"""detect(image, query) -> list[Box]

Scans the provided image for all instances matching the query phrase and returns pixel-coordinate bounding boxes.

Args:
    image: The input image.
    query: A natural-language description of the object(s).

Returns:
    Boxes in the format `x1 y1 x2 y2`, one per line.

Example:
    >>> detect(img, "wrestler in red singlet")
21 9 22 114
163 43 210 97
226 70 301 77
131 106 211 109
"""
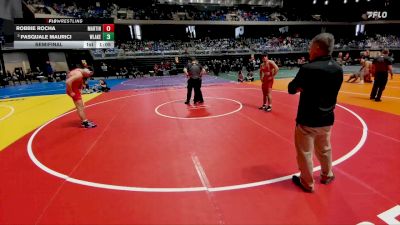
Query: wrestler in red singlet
67 68 84 101
66 68 97 128
259 55 279 112
260 61 274 91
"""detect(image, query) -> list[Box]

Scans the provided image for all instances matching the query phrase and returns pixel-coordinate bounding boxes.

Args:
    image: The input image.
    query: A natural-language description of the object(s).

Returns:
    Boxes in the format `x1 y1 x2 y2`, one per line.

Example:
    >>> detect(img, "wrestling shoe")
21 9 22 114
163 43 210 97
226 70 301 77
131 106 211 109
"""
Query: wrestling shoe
81 120 97 128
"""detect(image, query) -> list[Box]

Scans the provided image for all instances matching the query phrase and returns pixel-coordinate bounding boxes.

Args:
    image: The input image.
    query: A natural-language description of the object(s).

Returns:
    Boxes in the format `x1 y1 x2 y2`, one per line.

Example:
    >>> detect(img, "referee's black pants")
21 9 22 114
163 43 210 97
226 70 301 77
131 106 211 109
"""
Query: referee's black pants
186 78 203 103
370 73 388 101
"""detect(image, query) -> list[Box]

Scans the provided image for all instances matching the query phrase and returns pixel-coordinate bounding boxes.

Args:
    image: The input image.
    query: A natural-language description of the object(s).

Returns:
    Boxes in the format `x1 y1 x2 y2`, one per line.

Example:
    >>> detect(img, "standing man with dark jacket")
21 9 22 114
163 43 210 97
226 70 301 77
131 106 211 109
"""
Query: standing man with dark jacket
370 49 394 102
184 57 205 105
288 33 343 193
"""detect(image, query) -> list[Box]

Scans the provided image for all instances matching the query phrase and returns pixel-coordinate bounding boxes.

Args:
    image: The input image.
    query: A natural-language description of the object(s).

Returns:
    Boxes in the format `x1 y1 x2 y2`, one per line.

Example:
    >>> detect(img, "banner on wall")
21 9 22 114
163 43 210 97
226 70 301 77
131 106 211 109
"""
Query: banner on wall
48 52 69 72
3 52 31 73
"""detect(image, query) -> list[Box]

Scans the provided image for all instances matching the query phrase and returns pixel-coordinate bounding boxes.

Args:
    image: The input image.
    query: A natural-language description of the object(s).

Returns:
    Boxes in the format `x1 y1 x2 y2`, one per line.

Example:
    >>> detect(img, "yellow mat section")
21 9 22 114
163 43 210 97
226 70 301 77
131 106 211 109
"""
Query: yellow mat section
0 93 100 151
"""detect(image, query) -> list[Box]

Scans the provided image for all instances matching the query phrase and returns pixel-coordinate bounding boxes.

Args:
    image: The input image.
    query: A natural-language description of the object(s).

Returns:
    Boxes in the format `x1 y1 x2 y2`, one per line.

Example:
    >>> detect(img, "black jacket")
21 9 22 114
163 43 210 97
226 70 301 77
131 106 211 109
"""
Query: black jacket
288 56 343 127
373 55 392 78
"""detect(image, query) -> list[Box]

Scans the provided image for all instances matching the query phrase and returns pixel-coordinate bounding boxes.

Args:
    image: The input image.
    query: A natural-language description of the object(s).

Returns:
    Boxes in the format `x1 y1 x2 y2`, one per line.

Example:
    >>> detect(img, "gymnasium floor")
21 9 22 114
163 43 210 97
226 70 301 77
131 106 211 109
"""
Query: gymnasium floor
0 68 399 225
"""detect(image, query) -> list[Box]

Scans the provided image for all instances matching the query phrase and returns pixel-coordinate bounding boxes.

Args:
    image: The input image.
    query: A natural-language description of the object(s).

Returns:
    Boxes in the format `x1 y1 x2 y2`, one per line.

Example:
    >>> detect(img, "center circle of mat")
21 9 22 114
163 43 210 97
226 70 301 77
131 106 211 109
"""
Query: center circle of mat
155 97 243 120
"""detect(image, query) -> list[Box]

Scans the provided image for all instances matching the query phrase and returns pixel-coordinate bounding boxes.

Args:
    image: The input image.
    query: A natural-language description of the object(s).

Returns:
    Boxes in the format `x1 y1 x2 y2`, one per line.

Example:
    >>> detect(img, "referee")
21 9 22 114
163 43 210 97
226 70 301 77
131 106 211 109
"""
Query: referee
370 49 394 102
184 57 205 104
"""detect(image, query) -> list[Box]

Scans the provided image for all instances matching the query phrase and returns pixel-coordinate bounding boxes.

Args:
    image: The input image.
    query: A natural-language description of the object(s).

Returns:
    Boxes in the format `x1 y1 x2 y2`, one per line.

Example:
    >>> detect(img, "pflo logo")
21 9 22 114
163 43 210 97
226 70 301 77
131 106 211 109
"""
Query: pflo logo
366 11 388 19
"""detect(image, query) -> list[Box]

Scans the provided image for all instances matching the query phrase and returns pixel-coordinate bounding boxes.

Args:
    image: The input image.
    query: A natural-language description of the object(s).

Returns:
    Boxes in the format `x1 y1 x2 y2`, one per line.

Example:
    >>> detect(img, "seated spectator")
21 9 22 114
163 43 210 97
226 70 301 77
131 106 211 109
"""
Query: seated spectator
12 69 22 85
0 71 9 88
34 66 45 82
130 66 142 78
344 53 352 65
5 70 12 85
336 52 344 67
16 67 26 80
25 69 34 84
297 57 306 66
93 79 110 92
82 78 92 94
244 71 254 82
238 70 244 82
120 67 129 78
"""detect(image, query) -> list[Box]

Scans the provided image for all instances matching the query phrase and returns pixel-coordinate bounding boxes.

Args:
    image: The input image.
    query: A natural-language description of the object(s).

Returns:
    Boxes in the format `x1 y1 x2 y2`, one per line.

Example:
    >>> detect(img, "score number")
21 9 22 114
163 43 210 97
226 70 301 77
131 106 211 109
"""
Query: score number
102 24 115 41
102 24 114 32
103 32 114 41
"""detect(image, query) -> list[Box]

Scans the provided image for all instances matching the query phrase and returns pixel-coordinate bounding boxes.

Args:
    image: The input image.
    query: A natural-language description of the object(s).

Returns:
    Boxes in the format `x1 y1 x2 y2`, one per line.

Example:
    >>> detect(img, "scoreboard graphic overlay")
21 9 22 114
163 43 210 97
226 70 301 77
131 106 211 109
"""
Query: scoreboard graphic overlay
13 18 114 49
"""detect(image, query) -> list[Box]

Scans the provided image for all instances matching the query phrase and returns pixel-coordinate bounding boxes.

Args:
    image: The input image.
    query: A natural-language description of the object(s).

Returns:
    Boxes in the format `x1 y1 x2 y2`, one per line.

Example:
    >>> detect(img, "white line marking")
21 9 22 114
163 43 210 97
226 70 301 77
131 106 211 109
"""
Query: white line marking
377 205 400 224
340 90 400 100
191 153 226 225
207 104 368 192
191 154 211 190
5 89 66 97
155 97 243 120
238 113 293 145
213 86 400 101
0 105 15 121
337 167 396 204
27 115 206 192
121 82 186 88
27 88 367 193
386 86 400 89
331 104 368 167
